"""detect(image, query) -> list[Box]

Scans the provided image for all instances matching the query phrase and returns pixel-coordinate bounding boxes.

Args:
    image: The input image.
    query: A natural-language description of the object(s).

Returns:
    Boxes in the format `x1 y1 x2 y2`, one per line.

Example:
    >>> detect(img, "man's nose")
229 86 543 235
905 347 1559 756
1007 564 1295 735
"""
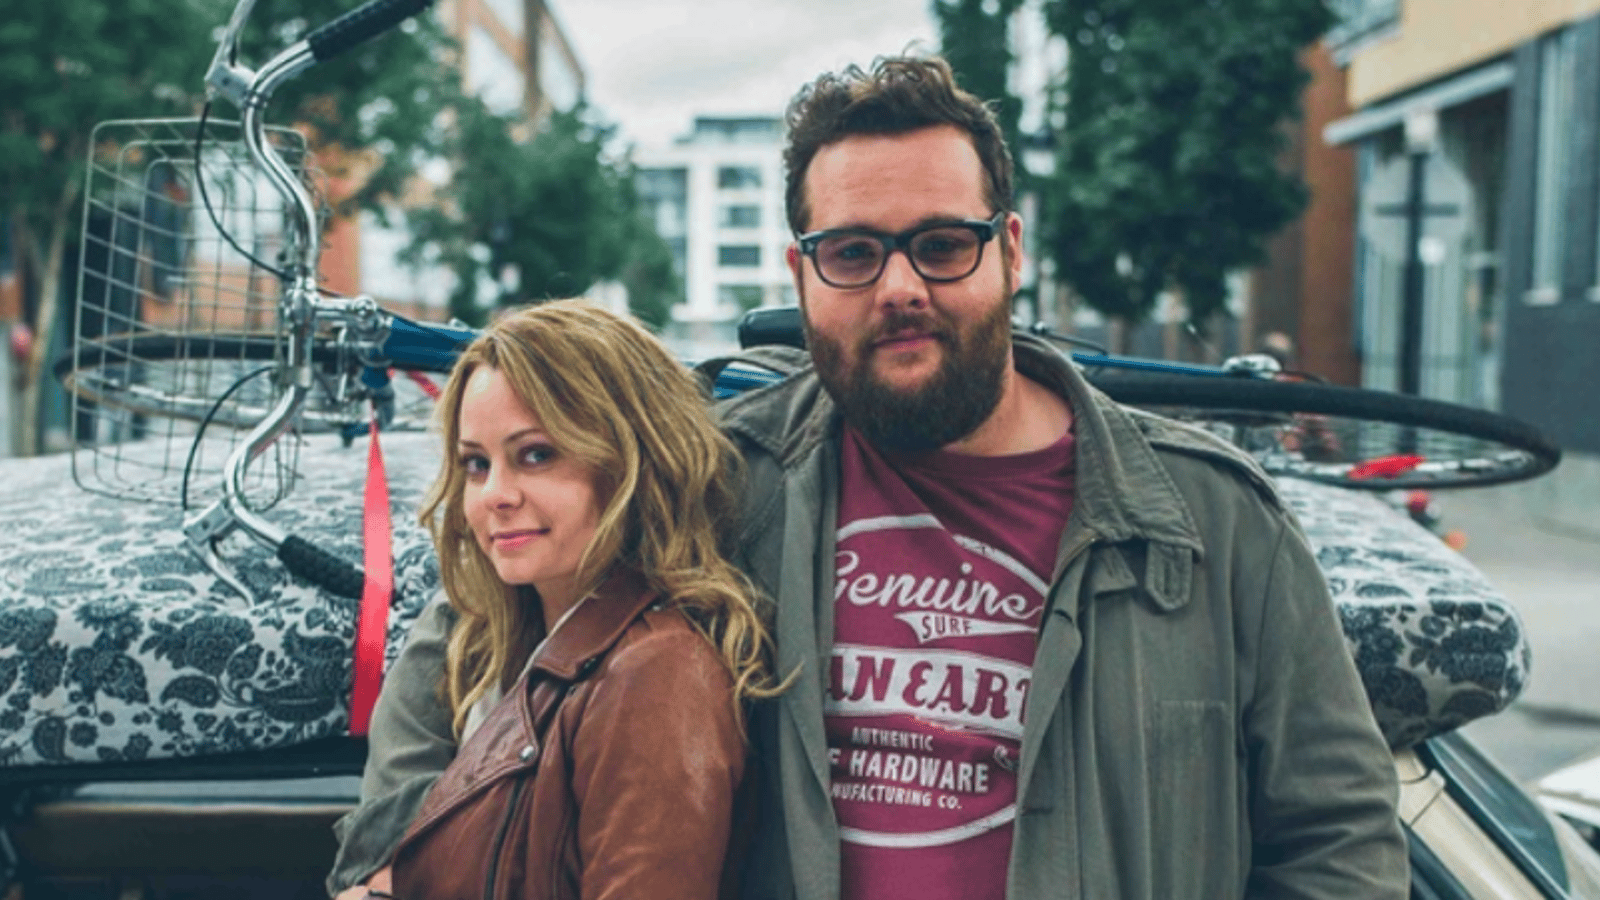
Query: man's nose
875 248 928 309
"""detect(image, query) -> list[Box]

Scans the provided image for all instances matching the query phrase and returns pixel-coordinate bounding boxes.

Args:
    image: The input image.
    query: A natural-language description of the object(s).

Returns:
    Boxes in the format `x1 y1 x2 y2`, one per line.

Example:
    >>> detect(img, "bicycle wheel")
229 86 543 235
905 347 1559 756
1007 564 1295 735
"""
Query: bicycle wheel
1084 369 1561 489
58 332 290 428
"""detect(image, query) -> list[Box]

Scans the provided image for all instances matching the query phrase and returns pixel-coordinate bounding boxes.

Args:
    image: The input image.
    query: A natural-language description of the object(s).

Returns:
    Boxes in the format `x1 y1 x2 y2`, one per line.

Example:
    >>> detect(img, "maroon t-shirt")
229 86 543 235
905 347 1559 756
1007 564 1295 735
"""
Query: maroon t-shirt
826 425 1076 900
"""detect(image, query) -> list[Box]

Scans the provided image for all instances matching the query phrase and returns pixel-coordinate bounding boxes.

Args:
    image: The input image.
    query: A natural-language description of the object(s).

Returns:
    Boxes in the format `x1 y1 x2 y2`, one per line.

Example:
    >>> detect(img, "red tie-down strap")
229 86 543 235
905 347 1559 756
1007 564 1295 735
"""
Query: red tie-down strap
403 369 442 400
350 409 393 735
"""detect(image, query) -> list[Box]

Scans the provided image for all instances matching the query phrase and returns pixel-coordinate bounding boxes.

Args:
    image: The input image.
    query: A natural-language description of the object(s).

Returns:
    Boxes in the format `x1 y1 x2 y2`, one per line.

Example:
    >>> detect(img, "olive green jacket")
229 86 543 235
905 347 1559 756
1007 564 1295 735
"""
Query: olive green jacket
718 335 1405 899
330 334 1408 899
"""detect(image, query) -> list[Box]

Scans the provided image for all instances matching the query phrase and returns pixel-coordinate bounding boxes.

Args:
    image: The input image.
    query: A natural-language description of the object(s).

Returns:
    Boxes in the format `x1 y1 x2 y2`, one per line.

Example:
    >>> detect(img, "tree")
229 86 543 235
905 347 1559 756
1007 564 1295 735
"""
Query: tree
933 0 1027 173
1038 0 1334 343
405 102 682 328
1 1 214 454
0 0 459 453
617 214 681 331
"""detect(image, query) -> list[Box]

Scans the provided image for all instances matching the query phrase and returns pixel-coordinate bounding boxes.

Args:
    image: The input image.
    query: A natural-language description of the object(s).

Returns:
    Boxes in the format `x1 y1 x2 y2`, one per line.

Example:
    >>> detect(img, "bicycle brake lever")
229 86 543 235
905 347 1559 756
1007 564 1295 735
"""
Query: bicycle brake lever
183 500 256 602
195 539 257 604
205 0 262 107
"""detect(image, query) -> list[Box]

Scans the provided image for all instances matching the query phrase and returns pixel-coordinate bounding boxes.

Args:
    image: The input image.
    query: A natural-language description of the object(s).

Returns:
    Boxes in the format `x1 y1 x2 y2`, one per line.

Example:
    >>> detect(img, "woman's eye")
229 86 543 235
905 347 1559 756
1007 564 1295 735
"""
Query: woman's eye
459 454 488 478
519 444 555 466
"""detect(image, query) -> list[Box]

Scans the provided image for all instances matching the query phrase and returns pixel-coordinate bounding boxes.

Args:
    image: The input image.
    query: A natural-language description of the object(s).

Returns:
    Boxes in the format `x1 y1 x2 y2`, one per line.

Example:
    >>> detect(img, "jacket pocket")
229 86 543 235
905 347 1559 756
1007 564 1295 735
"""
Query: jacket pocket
1147 699 1234 897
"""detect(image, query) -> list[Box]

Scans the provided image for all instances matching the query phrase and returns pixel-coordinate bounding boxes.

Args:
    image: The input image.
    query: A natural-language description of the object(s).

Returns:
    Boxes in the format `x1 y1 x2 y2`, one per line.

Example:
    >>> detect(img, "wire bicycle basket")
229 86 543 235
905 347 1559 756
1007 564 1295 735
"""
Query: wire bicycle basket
64 117 319 510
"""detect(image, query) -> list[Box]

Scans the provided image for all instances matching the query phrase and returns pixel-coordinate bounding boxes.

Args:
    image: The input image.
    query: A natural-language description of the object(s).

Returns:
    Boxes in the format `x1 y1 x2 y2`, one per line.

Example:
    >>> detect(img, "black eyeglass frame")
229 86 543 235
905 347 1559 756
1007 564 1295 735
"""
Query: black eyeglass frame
794 211 1008 289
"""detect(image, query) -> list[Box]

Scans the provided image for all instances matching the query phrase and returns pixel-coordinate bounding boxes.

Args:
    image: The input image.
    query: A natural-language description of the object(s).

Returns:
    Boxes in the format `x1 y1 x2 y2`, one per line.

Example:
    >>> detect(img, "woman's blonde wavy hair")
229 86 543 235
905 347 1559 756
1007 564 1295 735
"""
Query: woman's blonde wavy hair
419 299 782 738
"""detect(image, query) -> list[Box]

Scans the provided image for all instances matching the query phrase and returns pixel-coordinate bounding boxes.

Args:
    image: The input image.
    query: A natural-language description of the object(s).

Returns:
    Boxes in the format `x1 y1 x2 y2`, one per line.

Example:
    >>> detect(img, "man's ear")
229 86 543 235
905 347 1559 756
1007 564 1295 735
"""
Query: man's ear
786 242 802 281
1005 212 1024 285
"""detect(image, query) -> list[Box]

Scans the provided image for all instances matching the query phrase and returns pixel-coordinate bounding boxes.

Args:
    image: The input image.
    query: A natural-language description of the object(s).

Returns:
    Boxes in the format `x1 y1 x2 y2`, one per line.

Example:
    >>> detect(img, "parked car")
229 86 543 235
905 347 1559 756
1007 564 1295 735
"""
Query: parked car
0 415 1592 897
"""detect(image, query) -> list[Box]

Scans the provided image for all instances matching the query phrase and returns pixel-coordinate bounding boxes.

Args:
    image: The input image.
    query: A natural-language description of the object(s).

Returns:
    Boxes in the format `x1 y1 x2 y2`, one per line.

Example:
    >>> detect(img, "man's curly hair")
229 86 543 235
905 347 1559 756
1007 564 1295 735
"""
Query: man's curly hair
783 55 1014 233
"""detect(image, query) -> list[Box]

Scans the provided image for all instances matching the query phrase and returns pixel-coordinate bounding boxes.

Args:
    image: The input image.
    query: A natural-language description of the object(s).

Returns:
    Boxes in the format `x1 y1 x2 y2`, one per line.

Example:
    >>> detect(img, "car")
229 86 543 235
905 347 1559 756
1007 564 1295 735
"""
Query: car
0 398 1593 898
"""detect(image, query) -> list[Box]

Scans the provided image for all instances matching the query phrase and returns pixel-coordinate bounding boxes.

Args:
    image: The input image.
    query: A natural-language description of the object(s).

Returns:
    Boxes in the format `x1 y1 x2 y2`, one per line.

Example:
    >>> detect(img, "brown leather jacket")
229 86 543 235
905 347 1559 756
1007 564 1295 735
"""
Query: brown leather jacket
390 584 747 900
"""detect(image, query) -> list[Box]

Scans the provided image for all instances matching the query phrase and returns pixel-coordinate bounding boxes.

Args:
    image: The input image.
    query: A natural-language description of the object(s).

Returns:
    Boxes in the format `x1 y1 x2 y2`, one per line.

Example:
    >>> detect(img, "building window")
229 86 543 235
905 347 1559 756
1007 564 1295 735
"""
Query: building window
694 118 783 144
719 284 764 311
1530 28 1575 303
667 238 687 280
637 168 689 244
719 245 761 267
721 204 760 228
718 166 762 190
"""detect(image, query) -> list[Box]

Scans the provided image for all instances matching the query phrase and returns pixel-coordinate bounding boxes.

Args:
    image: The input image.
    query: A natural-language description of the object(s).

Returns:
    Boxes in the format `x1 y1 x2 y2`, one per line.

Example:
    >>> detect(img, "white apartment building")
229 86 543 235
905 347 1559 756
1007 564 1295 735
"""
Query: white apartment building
635 117 796 335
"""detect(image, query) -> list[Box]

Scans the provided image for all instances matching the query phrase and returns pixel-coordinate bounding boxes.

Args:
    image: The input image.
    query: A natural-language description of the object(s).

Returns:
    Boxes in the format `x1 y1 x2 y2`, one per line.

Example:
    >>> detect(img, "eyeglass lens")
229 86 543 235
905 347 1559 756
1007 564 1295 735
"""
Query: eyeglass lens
814 225 985 287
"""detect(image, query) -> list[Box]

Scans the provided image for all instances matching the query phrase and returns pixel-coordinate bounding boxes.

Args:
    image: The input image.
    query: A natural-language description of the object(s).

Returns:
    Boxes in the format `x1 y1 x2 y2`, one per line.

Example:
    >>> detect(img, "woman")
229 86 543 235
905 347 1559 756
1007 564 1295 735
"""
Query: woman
334 299 780 899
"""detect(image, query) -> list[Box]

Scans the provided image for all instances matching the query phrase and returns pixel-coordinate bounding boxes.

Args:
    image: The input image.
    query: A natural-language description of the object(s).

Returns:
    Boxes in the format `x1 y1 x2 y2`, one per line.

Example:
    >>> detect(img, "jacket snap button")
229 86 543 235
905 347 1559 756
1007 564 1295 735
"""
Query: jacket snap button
519 744 536 762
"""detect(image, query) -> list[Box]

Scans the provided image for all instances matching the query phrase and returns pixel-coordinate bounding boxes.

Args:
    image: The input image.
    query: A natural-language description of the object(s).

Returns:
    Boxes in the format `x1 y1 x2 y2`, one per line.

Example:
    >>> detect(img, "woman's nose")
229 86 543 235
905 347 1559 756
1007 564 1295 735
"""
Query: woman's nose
480 465 520 509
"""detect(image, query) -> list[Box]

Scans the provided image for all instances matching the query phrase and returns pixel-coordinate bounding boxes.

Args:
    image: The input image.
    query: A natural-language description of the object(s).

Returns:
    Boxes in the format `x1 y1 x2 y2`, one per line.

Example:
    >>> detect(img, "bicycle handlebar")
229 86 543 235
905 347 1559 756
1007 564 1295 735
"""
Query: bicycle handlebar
185 0 439 601
279 535 365 600
307 0 436 63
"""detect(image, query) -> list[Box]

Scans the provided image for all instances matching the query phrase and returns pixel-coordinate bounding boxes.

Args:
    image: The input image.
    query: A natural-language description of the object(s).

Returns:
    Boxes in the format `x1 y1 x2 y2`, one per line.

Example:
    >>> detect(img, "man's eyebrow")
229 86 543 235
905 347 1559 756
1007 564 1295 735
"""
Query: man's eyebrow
811 214 977 234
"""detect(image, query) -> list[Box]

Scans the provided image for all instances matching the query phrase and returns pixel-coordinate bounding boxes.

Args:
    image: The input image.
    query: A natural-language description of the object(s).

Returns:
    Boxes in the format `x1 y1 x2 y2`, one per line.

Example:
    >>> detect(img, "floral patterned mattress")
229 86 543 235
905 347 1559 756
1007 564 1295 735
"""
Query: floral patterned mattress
0 431 1524 769
0 432 443 769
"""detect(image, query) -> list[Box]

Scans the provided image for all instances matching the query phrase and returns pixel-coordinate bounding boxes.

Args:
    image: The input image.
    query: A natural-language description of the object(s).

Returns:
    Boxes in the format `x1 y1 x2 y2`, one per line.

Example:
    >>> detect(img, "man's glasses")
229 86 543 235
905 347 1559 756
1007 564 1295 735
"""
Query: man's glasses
795 211 1006 289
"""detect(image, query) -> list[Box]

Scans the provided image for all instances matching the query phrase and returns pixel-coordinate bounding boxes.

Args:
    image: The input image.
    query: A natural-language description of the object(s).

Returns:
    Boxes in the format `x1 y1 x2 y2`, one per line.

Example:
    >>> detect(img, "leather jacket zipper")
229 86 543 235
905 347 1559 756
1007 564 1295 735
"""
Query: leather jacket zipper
483 775 529 898
549 808 572 899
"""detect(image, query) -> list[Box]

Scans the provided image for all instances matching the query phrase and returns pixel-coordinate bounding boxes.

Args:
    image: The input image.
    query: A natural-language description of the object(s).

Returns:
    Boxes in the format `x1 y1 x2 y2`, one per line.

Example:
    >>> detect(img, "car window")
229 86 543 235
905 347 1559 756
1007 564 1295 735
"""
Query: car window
1425 731 1600 897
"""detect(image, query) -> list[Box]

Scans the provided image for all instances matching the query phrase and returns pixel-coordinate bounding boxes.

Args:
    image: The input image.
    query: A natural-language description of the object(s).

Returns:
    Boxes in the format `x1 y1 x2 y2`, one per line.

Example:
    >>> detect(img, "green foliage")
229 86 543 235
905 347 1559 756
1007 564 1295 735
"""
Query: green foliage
1039 0 1335 326
933 0 1026 174
0 0 217 241
619 222 680 330
0 0 457 242
0 0 460 452
406 102 681 328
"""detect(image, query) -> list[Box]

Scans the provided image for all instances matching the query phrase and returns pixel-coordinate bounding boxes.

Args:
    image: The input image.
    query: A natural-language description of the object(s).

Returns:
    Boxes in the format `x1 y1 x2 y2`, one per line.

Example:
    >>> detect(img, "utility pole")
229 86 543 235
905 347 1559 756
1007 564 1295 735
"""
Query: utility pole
1398 109 1438 398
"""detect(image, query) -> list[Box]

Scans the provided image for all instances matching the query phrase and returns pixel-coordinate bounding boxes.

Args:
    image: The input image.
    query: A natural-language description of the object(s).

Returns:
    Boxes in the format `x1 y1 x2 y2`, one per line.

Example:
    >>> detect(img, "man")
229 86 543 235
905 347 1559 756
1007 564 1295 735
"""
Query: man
329 56 1407 899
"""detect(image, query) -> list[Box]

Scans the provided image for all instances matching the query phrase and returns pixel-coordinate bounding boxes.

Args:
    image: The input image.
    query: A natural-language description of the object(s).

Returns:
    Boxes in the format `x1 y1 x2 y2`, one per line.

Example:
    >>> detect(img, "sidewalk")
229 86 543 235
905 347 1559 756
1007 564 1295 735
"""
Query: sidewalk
1436 478 1600 781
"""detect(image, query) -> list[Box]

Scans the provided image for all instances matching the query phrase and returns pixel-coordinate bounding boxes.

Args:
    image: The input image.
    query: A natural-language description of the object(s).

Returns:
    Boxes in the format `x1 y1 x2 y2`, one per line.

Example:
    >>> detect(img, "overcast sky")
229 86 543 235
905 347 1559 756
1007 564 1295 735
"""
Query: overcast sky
550 0 940 149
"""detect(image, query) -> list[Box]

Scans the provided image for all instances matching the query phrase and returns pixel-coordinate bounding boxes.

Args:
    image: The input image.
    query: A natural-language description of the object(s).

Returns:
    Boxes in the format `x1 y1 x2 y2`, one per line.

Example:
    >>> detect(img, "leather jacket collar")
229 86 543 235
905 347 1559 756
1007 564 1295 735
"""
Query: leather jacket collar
530 568 658 681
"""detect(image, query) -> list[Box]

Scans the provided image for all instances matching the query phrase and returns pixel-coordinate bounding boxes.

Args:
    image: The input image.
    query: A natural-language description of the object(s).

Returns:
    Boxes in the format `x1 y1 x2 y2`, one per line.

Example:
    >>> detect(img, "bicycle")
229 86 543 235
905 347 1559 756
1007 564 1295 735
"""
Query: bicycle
56 0 1561 604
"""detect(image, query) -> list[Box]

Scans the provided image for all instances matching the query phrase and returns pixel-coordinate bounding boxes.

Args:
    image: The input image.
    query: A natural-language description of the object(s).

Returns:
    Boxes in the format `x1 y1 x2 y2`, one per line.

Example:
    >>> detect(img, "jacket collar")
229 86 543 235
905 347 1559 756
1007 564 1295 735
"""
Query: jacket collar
715 346 836 471
527 568 659 681
1011 335 1205 555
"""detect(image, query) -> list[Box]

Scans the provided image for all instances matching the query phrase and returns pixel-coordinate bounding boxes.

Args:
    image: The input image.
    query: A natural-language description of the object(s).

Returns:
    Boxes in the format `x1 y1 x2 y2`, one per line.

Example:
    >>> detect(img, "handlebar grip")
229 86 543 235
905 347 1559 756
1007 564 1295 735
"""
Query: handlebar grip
306 0 435 63
279 535 366 599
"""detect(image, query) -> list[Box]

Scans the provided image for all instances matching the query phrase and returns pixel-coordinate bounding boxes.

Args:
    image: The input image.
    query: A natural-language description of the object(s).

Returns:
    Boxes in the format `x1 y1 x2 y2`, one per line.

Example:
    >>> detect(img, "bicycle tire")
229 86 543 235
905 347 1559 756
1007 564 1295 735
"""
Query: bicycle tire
1084 369 1561 489
56 331 437 432
59 332 295 426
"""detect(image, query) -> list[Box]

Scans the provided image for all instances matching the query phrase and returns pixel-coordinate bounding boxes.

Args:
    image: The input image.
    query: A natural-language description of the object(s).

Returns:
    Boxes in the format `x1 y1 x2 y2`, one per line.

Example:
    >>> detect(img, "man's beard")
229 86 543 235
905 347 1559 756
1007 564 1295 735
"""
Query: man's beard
804 290 1012 452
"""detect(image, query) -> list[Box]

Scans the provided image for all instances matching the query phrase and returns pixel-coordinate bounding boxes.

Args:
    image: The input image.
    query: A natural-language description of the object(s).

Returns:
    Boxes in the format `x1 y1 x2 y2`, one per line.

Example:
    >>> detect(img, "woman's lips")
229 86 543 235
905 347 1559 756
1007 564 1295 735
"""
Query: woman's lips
492 529 545 550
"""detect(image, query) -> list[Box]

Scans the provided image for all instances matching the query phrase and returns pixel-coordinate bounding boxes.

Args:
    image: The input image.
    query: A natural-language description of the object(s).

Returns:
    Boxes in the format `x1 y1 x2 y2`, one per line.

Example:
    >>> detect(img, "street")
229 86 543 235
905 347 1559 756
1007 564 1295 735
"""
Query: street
1441 482 1600 784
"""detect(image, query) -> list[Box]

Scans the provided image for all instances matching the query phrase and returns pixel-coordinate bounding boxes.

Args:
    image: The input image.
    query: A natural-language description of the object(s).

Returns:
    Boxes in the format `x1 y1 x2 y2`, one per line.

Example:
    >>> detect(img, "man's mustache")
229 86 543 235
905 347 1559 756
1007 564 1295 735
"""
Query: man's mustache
867 311 950 347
